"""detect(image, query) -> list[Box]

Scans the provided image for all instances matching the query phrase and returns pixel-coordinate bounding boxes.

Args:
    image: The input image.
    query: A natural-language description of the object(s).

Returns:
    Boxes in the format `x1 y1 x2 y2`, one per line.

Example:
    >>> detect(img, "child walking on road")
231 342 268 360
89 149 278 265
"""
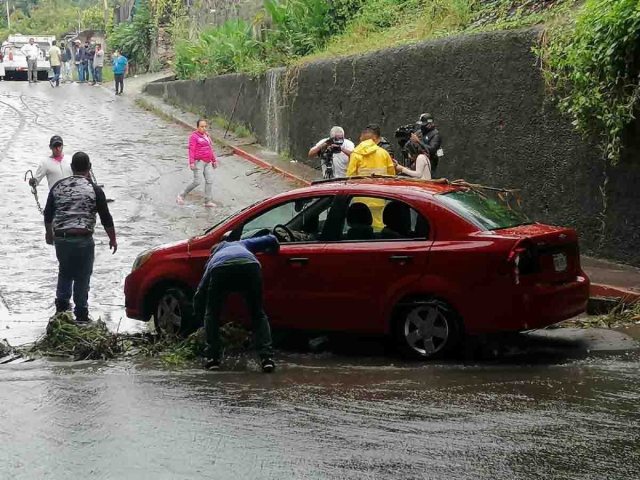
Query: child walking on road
177 119 218 207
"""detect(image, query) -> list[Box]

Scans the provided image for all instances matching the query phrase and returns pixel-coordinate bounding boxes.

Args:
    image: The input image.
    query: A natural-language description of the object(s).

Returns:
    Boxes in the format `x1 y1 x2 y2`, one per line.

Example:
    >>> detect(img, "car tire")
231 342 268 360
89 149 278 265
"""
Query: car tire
394 298 462 360
153 287 195 337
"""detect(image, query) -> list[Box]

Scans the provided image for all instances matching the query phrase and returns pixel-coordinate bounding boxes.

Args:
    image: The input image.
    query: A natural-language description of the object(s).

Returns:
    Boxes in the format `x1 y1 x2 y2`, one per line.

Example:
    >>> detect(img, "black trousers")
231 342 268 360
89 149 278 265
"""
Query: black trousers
203 263 274 360
114 73 124 93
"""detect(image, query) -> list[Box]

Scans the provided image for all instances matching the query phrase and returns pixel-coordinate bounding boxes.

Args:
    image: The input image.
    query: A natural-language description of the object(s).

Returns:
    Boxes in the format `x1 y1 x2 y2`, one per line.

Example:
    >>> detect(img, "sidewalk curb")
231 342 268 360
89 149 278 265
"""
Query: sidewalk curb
591 284 640 304
135 94 311 186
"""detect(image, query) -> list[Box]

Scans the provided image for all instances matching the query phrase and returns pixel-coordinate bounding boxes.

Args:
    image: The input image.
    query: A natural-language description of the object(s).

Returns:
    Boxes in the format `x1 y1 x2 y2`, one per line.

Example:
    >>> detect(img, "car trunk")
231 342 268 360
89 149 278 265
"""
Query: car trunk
496 224 582 285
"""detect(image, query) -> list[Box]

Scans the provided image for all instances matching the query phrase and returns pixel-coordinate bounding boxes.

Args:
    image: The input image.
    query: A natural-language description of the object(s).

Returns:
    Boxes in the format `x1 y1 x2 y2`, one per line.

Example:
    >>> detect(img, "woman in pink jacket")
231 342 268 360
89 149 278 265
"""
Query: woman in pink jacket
177 119 218 207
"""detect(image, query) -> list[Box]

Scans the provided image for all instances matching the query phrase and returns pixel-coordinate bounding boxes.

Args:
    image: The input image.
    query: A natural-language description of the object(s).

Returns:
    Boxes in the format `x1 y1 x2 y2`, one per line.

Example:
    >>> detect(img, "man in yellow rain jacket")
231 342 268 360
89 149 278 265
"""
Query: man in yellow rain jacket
347 125 396 229
347 125 396 177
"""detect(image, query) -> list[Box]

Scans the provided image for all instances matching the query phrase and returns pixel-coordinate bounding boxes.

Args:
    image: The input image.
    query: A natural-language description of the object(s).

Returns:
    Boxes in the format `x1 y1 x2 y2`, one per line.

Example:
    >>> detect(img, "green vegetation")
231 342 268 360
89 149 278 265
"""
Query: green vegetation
24 312 252 367
212 116 252 138
174 0 577 79
108 0 185 72
108 1 156 72
537 0 640 164
0 0 105 41
30 312 122 360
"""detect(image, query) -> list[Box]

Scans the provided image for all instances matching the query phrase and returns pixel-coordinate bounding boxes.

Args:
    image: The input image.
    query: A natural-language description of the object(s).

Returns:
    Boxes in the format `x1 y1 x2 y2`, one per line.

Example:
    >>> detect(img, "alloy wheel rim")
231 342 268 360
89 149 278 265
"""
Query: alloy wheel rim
403 304 449 356
156 294 182 335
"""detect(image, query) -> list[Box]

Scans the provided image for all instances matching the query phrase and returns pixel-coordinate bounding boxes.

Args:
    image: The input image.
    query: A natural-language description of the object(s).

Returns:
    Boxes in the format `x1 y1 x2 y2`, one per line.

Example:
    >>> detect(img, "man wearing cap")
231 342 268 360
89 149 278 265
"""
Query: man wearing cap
29 136 73 190
20 38 40 83
43 152 117 323
411 113 444 176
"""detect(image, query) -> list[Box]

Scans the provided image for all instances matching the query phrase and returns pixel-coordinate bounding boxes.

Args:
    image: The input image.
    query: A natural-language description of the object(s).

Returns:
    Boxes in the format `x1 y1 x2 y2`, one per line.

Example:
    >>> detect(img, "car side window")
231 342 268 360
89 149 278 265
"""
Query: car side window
340 196 430 241
240 196 334 242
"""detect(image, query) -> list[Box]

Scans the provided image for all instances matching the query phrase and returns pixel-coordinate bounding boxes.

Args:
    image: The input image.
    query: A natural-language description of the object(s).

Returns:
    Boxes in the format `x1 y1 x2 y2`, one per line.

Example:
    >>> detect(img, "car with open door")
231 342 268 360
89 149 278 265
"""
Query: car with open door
124 178 590 359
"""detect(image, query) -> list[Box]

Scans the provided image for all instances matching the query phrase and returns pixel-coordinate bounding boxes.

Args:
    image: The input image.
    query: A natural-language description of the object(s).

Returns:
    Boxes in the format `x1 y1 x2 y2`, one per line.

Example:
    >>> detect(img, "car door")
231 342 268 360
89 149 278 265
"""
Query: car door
234 195 340 330
315 195 434 334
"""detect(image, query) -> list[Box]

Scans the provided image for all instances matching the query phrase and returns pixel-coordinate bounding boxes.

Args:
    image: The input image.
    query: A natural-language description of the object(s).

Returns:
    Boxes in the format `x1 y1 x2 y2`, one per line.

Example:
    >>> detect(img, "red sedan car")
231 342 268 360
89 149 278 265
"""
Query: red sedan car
124 178 589 358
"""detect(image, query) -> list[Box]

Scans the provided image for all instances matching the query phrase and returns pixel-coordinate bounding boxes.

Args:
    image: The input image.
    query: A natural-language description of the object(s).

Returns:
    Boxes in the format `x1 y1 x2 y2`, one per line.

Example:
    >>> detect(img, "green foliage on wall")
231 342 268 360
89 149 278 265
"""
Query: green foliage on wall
537 0 640 164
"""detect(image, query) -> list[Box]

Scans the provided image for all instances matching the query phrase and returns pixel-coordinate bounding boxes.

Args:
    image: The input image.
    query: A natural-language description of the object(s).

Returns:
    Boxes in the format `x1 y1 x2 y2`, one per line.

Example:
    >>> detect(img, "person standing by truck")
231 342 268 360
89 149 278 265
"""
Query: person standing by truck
21 38 40 83
48 40 62 87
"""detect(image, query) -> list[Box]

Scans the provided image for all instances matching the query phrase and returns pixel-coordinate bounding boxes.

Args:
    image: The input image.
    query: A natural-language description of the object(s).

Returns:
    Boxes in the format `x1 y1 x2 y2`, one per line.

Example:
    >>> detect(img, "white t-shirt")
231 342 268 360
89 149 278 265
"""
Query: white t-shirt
34 155 73 189
314 138 355 178
401 154 431 180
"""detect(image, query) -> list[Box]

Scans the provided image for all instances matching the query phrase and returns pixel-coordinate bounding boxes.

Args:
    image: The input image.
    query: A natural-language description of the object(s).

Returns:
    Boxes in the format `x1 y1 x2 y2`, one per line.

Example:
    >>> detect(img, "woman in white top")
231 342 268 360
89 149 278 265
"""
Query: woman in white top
395 141 431 180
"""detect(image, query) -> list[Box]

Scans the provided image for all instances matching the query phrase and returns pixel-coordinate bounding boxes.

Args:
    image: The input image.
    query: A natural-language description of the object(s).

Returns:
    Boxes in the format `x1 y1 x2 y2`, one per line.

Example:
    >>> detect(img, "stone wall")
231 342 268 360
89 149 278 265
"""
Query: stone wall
145 28 640 266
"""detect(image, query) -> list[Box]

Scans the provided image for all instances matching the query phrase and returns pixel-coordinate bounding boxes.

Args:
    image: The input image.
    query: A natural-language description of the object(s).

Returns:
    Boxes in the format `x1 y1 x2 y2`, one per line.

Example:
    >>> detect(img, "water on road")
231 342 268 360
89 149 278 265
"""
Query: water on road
0 81 296 345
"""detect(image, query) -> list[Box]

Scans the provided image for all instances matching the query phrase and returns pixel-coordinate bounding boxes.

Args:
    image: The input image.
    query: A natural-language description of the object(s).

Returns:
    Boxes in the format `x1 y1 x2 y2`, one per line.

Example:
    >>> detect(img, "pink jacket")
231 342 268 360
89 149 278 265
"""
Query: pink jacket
189 131 217 165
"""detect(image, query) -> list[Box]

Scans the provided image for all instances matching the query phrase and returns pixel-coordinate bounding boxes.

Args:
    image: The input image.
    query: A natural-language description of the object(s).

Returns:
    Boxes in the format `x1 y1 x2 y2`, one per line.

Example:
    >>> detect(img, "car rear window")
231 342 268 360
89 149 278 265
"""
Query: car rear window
437 189 531 231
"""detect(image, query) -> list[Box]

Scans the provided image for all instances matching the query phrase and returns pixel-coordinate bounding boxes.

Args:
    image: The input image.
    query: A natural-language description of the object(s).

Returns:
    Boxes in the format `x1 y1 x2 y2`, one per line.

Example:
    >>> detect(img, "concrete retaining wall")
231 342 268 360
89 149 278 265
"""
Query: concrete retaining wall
145 28 640 266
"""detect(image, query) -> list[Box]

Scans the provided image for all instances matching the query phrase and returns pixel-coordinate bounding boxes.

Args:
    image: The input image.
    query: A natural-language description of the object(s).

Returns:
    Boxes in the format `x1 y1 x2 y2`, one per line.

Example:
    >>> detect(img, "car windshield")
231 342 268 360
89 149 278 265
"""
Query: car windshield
437 189 531 231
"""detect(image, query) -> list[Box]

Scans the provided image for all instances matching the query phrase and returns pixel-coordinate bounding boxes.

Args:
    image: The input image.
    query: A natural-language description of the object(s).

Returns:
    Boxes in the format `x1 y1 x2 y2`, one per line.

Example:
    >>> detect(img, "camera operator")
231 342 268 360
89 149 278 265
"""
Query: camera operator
308 126 355 179
410 113 443 176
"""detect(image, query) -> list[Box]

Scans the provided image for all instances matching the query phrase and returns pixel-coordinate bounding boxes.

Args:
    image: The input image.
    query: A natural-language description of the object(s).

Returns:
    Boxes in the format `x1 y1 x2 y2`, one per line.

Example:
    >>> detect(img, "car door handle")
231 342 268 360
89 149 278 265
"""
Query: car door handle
389 255 413 264
287 257 309 265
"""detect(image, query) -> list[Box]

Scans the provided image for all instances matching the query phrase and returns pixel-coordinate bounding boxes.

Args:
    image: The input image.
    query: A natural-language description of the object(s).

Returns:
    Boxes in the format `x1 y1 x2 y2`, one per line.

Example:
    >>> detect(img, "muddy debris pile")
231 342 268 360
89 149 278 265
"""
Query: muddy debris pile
563 302 640 329
24 313 252 365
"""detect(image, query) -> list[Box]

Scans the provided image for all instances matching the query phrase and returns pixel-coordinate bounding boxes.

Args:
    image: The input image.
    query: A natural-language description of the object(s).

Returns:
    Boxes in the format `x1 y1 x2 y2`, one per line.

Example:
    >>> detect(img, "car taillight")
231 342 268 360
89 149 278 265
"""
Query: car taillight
507 241 537 284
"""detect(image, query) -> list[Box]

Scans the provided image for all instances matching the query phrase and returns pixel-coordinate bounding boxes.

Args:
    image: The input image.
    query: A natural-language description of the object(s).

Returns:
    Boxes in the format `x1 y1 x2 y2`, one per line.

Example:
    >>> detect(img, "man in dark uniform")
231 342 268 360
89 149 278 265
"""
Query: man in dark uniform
44 152 117 323
194 234 279 373
411 113 444 176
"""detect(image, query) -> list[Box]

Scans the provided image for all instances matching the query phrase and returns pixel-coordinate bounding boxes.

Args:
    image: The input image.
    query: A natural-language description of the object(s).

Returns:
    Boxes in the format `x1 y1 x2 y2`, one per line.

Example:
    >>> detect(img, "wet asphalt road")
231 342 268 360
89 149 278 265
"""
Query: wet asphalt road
1 81 640 479
0 80 297 345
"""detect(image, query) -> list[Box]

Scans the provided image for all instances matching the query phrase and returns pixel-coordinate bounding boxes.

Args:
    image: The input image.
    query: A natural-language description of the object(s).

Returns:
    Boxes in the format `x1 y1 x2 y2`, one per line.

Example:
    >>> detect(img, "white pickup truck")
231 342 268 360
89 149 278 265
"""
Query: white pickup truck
1 34 55 80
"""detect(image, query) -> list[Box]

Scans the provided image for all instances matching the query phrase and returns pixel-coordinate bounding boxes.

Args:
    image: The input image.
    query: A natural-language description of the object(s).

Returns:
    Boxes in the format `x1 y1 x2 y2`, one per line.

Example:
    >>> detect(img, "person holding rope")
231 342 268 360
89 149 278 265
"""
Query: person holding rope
28 136 72 190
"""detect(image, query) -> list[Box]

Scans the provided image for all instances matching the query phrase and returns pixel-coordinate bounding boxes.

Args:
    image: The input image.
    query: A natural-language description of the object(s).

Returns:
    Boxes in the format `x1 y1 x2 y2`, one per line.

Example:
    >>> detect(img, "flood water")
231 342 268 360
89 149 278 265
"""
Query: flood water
0 81 296 346
1 82 639 480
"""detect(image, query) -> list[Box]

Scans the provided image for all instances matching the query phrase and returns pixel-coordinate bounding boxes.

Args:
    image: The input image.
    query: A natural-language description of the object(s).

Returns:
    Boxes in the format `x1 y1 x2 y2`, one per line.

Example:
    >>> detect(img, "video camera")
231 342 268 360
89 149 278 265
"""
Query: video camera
319 136 344 179
394 123 422 167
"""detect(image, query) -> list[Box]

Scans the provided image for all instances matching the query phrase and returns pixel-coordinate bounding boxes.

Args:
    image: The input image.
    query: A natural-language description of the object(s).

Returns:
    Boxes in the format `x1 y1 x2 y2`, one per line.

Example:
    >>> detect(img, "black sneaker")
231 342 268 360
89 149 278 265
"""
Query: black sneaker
261 358 275 373
204 358 220 371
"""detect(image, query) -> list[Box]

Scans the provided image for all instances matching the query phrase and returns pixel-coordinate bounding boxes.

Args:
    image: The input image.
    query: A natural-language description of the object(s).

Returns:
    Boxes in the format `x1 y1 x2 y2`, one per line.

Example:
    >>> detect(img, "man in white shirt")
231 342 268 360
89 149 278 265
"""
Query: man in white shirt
20 38 40 83
29 136 73 189
308 126 355 179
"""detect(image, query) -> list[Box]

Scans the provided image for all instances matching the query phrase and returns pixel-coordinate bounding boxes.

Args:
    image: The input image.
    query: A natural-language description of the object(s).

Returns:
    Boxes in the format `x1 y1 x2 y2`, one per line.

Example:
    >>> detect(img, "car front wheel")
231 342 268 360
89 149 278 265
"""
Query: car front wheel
154 287 194 336
395 299 461 359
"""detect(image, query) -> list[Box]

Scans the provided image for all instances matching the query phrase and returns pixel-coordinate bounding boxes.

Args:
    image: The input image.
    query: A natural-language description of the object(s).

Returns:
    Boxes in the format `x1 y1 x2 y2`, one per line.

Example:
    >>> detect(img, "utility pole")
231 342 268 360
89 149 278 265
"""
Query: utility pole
6 0 10 30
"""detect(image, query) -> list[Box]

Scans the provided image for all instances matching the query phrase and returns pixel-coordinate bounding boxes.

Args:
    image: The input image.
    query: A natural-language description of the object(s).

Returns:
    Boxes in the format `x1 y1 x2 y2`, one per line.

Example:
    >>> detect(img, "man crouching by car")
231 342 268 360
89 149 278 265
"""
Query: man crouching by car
194 234 280 373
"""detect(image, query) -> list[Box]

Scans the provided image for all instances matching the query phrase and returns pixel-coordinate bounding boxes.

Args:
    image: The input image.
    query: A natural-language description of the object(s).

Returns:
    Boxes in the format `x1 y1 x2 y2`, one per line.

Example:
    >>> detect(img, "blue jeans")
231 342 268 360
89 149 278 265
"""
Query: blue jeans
54 236 95 319
88 60 94 82
76 63 85 82
51 65 60 86
94 66 103 83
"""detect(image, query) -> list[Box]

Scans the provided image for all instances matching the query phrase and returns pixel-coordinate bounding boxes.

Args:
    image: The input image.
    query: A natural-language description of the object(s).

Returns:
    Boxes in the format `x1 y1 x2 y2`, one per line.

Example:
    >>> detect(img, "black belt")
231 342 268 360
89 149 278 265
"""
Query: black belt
54 230 92 238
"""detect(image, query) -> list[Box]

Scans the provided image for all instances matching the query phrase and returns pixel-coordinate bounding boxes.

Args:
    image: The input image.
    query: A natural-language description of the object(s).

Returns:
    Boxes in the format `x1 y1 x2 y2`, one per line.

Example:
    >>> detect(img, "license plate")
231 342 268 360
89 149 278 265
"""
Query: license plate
553 253 567 272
